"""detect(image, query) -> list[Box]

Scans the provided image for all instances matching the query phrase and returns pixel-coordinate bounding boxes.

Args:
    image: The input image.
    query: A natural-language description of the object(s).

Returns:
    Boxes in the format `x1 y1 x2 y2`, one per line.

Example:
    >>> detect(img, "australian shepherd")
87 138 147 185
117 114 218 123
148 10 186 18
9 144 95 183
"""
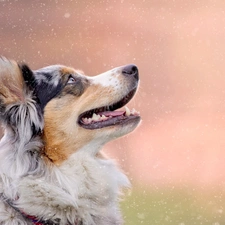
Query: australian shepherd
0 57 140 225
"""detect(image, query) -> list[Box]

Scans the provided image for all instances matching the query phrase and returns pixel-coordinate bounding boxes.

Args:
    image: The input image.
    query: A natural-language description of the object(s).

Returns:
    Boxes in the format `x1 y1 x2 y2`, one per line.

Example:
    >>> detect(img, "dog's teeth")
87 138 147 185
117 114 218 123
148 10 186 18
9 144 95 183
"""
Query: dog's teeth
101 115 108 121
125 106 131 116
82 118 89 124
87 118 93 123
131 108 139 116
131 108 135 115
92 113 101 121
92 113 97 120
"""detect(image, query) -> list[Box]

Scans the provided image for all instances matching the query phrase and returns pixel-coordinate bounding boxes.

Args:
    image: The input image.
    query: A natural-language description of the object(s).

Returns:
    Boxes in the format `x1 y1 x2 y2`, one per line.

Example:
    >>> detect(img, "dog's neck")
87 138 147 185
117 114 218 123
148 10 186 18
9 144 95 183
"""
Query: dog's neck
42 128 107 165
0 128 130 224
11 149 130 225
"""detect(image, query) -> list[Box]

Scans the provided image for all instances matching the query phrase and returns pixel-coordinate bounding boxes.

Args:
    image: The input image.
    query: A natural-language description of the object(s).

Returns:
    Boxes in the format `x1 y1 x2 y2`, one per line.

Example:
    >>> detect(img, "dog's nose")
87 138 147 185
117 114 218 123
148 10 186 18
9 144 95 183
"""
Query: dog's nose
122 64 139 80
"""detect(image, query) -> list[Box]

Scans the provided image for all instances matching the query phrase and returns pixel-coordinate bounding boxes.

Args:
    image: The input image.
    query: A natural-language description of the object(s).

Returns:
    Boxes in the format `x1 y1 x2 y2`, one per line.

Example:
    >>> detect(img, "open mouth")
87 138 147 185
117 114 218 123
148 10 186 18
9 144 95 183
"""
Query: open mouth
78 88 140 129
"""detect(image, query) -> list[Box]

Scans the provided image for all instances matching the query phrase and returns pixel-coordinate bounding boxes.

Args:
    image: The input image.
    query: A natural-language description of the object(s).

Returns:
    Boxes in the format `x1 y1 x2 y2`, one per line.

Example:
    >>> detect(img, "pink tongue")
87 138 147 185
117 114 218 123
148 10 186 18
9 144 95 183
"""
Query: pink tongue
98 111 124 117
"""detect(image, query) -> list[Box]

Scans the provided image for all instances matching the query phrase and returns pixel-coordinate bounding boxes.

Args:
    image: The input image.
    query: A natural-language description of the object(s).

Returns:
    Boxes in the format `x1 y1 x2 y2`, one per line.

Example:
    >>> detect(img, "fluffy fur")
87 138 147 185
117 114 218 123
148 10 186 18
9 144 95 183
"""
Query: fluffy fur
0 57 140 225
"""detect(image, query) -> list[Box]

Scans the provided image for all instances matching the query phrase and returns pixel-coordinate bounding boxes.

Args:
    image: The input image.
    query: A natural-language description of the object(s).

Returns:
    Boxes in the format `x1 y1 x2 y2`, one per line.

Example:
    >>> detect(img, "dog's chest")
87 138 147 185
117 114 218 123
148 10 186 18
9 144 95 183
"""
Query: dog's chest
61 154 125 204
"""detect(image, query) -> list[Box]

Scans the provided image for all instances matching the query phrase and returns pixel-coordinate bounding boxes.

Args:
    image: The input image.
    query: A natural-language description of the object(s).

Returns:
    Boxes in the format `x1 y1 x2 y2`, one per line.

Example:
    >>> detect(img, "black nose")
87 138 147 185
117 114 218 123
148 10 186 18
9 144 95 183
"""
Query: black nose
122 64 139 80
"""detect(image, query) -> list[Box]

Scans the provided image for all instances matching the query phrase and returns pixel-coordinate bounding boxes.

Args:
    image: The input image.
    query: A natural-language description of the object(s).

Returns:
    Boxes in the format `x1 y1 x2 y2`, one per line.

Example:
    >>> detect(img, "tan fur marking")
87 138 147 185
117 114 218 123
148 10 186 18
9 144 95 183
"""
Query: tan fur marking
43 96 94 164
60 67 76 76
43 82 116 165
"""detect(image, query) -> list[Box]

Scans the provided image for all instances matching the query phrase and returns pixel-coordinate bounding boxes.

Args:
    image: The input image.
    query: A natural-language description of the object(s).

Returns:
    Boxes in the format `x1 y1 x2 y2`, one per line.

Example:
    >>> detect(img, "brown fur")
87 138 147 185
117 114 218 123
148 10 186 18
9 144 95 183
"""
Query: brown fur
60 67 76 76
43 82 117 164
0 59 24 104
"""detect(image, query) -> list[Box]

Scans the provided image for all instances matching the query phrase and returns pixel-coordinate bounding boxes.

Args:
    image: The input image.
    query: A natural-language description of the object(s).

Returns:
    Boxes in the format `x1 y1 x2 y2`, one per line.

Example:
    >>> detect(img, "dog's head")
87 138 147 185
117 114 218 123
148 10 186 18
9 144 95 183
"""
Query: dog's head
0 58 141 165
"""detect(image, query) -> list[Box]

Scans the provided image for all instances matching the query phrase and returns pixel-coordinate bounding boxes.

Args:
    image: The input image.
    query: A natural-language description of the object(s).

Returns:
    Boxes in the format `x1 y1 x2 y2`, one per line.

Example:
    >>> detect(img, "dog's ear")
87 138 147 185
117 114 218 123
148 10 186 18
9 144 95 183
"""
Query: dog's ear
0 57 43 134
0 57 25 108
19 63 37 92
0 58 38 107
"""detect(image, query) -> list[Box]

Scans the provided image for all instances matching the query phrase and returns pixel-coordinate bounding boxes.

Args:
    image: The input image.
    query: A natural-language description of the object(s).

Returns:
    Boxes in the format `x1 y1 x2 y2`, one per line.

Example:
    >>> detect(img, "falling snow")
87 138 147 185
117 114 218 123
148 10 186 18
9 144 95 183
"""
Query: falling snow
1 0 225 224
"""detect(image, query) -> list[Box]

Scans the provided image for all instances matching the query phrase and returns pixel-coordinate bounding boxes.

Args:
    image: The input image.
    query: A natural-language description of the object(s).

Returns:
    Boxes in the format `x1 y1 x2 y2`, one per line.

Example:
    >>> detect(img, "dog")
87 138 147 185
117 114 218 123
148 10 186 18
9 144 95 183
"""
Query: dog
0 57 141 225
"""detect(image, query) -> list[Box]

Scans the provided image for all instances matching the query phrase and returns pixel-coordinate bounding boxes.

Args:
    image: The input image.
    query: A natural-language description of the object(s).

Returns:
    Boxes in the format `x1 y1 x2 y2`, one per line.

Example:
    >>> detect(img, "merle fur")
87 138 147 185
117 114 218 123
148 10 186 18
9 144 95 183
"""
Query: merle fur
33 71 63 111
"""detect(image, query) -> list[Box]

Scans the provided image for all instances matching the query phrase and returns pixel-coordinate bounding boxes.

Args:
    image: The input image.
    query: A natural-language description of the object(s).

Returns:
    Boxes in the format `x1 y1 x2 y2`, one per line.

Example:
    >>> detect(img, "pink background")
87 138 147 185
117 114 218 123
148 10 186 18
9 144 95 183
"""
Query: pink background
1 0 225 189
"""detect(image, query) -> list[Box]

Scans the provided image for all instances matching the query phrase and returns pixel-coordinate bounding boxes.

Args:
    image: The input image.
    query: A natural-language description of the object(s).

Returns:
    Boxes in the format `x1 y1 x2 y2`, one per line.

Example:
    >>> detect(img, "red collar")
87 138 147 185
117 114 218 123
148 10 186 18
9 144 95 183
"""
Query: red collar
22 212 53 225
26 216 44 225
1 194 79 225
22 211 79 225
22 211 80 225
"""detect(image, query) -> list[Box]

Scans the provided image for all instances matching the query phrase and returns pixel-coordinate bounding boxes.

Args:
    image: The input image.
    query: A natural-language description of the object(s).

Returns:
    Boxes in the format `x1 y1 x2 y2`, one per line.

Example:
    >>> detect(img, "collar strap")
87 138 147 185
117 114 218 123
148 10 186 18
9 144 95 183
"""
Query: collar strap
0 193 60 225
22 212 59 225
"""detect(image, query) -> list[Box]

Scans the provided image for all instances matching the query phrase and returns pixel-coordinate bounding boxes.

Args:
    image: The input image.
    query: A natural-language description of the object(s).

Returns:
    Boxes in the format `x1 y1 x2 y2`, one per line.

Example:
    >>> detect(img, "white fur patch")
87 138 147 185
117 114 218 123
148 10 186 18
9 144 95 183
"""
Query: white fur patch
90 67 122 88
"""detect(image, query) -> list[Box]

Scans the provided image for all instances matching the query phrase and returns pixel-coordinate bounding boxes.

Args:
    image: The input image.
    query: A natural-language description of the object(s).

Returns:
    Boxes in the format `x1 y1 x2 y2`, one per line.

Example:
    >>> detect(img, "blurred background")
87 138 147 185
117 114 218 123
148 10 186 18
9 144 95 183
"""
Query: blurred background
1 0 225 224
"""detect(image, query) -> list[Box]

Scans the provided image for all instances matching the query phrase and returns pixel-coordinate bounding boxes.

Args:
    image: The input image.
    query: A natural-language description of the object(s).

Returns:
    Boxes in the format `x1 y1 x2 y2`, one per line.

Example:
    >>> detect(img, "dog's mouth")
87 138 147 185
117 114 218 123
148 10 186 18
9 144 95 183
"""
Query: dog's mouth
78 88 140 129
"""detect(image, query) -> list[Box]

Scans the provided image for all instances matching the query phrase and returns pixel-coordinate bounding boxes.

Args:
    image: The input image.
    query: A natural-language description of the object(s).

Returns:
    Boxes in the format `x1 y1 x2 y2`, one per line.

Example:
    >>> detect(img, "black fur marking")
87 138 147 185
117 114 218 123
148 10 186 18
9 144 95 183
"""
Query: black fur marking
19 63 36 91
19 65 63 111
34 81 63 110
33 69 89 111
33 71 88 110
40 72 54 82
18 64 43 135
0 99 6 117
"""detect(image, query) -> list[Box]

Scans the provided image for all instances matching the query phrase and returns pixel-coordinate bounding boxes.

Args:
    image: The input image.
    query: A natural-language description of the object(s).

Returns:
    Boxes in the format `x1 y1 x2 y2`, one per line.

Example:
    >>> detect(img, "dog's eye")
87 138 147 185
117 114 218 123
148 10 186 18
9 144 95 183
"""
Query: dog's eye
67 76 76 84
